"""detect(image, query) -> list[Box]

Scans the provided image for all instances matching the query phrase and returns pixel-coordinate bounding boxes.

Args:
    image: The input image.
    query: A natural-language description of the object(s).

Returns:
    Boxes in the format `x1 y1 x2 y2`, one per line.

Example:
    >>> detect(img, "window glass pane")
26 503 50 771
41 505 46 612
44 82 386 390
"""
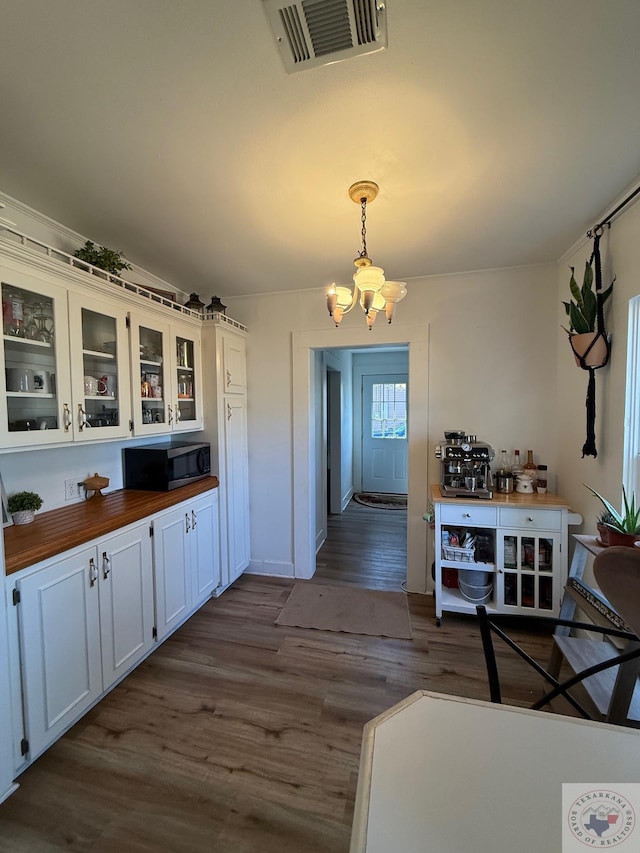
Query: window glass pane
370 382 407 439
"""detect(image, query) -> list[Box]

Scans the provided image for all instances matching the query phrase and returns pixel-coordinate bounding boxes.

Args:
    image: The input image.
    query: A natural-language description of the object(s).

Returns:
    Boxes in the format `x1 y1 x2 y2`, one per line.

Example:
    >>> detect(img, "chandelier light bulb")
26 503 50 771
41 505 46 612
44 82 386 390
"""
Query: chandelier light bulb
326 285 338 316
332 306 345 326
380 281 408 324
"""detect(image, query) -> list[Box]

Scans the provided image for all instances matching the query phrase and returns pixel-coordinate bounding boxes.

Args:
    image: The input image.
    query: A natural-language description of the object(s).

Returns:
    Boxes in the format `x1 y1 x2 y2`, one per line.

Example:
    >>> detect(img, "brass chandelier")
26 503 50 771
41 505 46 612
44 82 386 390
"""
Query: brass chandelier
326 181 407 329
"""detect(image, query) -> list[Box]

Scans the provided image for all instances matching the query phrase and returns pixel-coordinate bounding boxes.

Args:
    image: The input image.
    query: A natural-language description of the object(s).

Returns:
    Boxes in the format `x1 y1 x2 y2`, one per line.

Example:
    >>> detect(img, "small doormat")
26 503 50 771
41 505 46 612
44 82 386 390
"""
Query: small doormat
275 583 412 639
354 492 408 510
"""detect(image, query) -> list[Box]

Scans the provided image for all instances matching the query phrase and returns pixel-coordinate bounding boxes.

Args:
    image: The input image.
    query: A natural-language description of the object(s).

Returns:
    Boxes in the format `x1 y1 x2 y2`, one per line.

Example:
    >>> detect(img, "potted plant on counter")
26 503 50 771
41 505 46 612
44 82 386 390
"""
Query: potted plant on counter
562 260 613 368
586 484 640 547
7 490 43 525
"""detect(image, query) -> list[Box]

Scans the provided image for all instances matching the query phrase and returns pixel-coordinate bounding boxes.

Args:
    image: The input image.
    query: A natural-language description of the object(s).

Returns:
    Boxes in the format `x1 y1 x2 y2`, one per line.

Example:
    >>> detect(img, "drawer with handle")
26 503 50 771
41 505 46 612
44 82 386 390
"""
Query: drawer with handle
498 508 562 531
440 505 497 527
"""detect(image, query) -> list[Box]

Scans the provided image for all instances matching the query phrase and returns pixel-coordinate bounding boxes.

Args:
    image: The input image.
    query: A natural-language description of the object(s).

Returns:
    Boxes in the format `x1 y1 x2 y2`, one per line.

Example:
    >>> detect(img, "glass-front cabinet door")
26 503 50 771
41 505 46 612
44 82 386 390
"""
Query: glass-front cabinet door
67 293 131 441
174 331 201 430
496 531 561 615
1 274 72 448
129 315 202 435
131 318 170 435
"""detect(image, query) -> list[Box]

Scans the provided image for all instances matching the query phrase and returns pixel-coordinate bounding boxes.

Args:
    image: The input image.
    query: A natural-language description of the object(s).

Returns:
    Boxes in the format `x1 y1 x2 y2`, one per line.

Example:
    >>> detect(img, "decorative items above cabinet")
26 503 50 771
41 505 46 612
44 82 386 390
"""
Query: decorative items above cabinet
0 233 243 450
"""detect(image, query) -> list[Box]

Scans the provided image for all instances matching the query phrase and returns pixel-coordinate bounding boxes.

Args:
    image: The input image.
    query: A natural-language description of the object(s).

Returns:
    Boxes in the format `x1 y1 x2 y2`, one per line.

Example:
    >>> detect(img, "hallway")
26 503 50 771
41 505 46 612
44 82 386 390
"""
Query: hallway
314 499 407 591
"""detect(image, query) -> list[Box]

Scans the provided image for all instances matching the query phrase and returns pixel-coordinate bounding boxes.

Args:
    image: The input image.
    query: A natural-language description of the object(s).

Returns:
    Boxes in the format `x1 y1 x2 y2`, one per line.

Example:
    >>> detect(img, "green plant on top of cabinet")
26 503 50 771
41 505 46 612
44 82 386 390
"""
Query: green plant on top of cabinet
129 312 202 435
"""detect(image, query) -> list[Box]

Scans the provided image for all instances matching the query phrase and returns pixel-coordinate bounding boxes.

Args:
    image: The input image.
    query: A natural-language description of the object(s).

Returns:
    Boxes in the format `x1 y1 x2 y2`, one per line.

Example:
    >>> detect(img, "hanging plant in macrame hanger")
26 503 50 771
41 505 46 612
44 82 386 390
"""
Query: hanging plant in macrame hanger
562 225 614 458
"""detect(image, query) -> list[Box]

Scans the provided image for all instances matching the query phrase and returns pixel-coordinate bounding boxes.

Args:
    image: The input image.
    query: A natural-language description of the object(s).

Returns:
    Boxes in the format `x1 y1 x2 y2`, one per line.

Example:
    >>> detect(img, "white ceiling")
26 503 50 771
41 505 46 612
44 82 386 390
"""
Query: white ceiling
1 1 639 299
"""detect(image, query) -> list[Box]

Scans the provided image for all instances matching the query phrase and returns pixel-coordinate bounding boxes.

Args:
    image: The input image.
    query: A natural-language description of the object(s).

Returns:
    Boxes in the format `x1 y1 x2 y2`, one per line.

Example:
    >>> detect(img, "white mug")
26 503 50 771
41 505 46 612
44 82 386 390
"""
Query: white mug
33 370 51 393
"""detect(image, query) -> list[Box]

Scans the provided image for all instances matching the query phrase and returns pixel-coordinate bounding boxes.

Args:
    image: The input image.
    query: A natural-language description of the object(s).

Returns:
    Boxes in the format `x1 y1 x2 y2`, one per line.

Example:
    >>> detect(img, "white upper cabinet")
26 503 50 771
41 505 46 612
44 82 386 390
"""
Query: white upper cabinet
67 291 132 441
129 313 202 435
1 270 132 446
222 333 246 395
1 271 71 448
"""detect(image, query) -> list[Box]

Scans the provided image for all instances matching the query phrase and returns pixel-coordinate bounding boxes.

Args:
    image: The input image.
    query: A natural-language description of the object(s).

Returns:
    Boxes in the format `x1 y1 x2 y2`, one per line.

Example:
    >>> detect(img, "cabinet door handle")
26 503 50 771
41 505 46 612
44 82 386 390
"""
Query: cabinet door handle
191 509 197 529
78 404 90 431
167 404 173 425
102 551 111 579
227 402 232 421
527 516 533 523
89 557 98 587
185 512 190 533
63 403 72 432
226 369 232 388
463 513 471 518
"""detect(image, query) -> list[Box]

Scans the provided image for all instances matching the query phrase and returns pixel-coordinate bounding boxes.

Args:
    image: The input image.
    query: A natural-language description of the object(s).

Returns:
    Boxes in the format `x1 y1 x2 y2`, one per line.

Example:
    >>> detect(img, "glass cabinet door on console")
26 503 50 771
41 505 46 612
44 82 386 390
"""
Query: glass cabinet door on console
67 293 131 441
496 531 561 615
1 275 71 448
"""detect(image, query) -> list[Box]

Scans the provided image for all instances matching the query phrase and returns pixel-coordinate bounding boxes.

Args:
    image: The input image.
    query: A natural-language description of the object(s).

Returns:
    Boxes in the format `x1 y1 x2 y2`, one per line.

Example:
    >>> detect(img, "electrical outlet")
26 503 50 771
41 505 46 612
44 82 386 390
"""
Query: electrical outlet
64 478 81 501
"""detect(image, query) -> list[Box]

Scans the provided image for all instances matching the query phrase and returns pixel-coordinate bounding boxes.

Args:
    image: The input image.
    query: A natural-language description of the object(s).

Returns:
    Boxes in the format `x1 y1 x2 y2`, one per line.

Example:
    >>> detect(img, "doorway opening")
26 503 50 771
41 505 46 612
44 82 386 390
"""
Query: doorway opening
318 353 409 591
291 324 429 594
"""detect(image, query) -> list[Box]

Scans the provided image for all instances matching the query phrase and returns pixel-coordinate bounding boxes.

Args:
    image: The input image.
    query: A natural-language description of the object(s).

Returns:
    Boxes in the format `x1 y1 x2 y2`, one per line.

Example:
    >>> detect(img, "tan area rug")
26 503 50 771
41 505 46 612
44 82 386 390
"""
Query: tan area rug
353 492 408 510
275 583 413 639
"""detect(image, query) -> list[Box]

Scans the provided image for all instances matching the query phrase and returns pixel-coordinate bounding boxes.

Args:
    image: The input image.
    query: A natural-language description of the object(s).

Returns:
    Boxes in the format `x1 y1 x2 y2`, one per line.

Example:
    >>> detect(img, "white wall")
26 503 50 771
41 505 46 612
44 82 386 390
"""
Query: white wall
225 262 558 590
555 198 640 537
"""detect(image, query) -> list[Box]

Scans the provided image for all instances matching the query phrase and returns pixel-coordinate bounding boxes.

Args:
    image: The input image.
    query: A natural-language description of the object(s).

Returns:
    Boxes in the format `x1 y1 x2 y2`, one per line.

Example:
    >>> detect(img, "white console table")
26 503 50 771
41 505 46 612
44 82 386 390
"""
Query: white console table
351 690 640 853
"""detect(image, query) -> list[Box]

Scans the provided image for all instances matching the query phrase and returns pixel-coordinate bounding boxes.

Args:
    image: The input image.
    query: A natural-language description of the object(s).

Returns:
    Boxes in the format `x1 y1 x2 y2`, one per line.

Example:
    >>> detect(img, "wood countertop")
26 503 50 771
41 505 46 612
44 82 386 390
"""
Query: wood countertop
3 476 219 576
430 483 574 510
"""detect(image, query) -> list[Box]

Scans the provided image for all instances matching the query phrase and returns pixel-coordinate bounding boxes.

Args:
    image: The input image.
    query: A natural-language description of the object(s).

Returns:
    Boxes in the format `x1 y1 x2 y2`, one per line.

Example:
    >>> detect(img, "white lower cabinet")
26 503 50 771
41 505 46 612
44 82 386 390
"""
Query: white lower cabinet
153 490 220 642
432 491 580 626
97 524 155 688
15 521 153 761
8 488 219 772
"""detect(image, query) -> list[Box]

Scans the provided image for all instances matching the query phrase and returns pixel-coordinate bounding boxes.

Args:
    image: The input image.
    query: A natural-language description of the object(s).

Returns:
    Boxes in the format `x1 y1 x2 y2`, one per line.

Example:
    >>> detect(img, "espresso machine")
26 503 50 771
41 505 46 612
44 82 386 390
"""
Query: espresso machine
435 430 495 499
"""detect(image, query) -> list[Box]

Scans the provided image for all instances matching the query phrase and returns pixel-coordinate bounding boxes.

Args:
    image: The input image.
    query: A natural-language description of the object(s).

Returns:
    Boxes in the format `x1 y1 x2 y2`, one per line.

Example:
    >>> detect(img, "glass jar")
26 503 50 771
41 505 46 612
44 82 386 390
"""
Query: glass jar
536 465 548 494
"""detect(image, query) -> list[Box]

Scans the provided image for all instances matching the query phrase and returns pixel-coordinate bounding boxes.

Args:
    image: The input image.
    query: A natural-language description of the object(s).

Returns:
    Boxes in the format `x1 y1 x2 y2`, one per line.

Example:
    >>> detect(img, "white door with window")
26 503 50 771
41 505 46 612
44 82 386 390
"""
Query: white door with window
362 374 408 493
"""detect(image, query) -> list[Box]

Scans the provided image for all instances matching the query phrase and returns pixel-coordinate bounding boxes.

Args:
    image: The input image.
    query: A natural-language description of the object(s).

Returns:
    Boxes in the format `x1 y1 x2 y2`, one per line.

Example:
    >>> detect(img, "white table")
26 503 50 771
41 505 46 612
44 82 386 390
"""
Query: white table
350 691 640 853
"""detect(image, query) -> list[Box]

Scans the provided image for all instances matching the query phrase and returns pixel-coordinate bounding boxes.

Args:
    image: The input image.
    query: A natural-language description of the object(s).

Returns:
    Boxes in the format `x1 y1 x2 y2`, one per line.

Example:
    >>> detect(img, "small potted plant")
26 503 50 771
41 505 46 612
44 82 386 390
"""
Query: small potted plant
7 491 43 525
585 484 640 547
73 241 132 277
562 260 613 367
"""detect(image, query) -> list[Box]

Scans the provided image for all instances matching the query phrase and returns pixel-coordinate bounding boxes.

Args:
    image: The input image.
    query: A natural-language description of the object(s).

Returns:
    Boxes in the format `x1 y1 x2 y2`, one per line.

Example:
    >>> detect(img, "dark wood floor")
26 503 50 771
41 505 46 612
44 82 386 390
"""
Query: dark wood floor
315 500 408 590
0 501 553 852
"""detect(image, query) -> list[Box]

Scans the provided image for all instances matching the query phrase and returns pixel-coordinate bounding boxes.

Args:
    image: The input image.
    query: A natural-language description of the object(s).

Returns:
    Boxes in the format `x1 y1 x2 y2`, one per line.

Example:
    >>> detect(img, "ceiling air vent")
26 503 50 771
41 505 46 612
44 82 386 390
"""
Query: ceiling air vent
263 0 387 73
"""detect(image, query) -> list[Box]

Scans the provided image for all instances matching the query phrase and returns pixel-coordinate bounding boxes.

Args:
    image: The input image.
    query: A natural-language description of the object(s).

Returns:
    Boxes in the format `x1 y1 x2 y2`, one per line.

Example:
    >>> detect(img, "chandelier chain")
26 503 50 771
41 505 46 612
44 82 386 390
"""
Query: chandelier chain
360 197 368 258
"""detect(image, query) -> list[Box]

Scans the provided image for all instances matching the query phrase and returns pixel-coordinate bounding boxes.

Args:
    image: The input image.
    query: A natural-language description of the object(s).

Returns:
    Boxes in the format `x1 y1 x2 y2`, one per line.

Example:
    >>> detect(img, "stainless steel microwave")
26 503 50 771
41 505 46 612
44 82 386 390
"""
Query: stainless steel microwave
123 441 211 491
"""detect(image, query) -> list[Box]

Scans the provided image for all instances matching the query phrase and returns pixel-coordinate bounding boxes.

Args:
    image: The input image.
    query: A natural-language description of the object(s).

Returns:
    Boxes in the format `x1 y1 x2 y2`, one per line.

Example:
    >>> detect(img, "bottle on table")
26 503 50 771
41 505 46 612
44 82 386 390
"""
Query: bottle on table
512 450 523 478
524 450 537 484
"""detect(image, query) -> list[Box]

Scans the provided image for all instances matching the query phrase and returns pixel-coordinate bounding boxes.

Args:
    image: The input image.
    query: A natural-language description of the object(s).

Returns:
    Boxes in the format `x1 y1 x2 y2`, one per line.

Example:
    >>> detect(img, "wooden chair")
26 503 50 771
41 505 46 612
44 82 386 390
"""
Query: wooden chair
476 548 640 725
